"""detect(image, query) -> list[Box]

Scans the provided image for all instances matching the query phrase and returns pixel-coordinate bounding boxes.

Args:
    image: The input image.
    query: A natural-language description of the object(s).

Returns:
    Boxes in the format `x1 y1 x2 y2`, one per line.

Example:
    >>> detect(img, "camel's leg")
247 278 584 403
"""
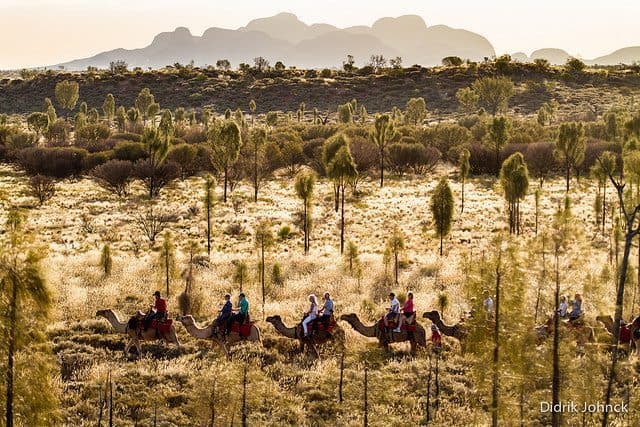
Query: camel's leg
124 339 131 355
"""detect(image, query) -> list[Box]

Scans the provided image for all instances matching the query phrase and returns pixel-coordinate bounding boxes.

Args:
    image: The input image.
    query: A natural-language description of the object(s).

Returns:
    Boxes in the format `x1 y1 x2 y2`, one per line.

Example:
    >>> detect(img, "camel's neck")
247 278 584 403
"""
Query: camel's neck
602 319 614 334
104 311 127 334
433 316 458 337
346 317 377 337
184 320 213 339
270 320 298 339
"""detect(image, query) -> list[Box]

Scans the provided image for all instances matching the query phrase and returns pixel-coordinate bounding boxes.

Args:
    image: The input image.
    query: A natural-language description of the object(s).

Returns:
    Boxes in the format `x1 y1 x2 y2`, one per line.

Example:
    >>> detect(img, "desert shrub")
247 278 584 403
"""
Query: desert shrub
45 119 71 145
302 138 325 174
182 126 207 144
193 144 215 173
29 174 56 205
262 141 284 172
349 136 378 176
91 159 135 196
320 69 332 78
110 132 142 142
6 131 37 151
525 142 558 183
0 124 20 145
579 140 621 175
16 146 88 178
279 136 305 176
224 222 246 236
78 138 117 153
82 151 112 170
388 143 440 175
265 112 278 126
428 123 472 160
167 143 198 179
75 123 111 144
301 125 339 141
468 143 497 175
277 226 292 240
113 141 147 162
133 159 180 197
271 263 285 286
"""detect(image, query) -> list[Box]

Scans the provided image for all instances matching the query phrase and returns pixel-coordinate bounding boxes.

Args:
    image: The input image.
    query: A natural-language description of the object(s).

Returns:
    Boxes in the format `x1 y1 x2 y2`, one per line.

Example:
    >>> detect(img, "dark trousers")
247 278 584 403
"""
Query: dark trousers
144 311 165 329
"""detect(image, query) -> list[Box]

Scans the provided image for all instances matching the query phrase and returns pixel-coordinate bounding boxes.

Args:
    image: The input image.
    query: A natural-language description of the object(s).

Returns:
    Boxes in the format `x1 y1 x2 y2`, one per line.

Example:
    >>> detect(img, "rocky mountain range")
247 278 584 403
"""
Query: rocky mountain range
53 12 639 70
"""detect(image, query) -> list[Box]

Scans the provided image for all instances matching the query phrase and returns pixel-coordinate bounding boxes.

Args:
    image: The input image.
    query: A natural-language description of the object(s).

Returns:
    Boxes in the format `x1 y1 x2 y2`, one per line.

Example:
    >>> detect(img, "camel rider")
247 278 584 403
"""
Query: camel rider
215 294 233 333
229 293 250 328
384 293 400 329
319 292 334 324
558 296 568 318
431 324 442 350
144 291 167 329
302 294 319 337
483 293 494 320
395 292 415 332
569 293 583 322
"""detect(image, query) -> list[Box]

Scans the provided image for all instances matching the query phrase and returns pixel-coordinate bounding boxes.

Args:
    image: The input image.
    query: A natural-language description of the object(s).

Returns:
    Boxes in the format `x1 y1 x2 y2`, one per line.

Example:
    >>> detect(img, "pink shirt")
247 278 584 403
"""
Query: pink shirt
403 299 414 313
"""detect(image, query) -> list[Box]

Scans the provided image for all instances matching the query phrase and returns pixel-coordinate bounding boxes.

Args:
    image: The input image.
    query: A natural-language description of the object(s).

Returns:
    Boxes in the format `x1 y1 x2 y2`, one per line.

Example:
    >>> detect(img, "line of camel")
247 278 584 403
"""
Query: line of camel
95 309 640 359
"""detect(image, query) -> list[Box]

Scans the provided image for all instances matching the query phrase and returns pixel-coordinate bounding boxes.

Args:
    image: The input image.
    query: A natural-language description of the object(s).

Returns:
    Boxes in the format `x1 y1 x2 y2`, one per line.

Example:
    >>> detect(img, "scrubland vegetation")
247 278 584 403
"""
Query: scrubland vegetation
2 56 640 426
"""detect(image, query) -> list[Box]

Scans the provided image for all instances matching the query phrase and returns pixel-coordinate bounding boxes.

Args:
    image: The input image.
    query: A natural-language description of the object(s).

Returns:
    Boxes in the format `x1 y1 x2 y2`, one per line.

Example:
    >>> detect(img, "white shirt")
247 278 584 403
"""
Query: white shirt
390 298 400 314
483 297 494 312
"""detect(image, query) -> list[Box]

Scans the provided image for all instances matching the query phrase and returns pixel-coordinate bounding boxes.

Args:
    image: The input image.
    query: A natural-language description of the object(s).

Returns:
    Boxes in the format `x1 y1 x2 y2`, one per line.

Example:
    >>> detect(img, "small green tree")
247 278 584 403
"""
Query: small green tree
1 209 57 427
430 177 454 255
471 76 515 116
54 80 80 113
100 243 112 276
135 88 155 124
458 148 470 213
343 240 360 276
254 220 274 315
326 143 358 254
209 121 242 202
555 122 585 193
456 87 479 114
371 114 397 187
102 94 115 123
203 174 216 256
337 103 353 124
294 170 316 254
488 116 509 176
158 109 175 145
250 127 266 202
159 231 176 297
249 99 257 125
386 226 405 284
233 260 248 293
26 112 49 140
500 153 529 235
404 97 427 125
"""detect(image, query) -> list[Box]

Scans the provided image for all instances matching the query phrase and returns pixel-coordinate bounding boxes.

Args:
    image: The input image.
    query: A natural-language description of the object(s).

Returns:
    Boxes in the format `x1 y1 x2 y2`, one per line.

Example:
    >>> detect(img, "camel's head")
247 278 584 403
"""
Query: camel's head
596 315 610 323
96 309 109 318
423 310 440 322
176 315 195 326
339 313 357 322
265 315 281 324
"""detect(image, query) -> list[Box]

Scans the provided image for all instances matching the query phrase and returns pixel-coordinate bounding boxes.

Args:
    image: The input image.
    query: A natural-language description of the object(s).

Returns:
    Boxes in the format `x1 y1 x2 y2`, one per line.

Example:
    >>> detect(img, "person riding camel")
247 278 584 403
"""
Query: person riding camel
302 294 319 337
430 324 442 350
483 293 494 320
144 291 167 330
384 293 400 329
319 292 334 325
228 293 249 330
395 292 415 332
558 296 568 318
215 293 232 334
569 293 583 322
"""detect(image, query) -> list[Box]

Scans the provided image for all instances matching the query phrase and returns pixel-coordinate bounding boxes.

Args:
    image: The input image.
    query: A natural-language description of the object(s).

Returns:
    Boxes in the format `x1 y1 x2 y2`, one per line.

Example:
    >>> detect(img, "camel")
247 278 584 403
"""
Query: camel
535 315 596 348
176 315 261 358
627 315 640 357
339 313 426 356
265 315 344 359
96 309 180 355
422 311 467 343
595 315 635 352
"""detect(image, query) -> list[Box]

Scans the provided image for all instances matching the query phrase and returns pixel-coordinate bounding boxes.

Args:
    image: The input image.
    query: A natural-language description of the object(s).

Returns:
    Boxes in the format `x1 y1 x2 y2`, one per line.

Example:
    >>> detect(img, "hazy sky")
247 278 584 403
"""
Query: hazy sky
1 0 638 69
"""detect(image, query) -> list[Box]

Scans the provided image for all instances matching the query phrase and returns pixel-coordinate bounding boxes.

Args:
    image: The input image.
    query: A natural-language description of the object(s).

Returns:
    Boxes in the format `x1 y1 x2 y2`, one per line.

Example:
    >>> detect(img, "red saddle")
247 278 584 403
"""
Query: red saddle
312 316 337 334
150 319 173 334
377 317 416 332
620 325 631 344
230 321 254 338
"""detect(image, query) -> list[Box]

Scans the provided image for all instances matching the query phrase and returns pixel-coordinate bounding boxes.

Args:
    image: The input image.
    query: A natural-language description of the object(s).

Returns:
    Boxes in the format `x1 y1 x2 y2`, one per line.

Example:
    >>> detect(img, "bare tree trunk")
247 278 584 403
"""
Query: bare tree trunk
461 179 465 214
602 181 607 235
261 241 265 318
109 371 113 427
339 353 344 403
425 354 432 423
223 166 228 203
242 365 247 427
363 367 369 427
380 149 385 188
5 279 17 427
603 224 636 427
209 379 216 427
552 249 560 427
491 250 501 427
206 199 211 256
340 185 345 254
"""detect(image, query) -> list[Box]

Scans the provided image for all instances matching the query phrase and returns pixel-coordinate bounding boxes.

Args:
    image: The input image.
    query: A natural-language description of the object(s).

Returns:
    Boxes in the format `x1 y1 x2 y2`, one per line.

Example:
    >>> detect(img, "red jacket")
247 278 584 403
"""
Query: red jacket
154 297 167 313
